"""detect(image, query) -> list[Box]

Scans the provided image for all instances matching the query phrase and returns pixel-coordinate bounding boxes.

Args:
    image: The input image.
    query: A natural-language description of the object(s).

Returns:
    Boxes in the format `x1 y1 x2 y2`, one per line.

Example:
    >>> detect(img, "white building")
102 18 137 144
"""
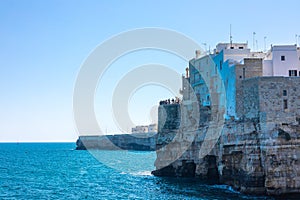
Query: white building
148 124 157 133
215 43 251 62
263 45 300 76
185 42 300 120
131 125 148 134
131 124 157 134
189 42 264 118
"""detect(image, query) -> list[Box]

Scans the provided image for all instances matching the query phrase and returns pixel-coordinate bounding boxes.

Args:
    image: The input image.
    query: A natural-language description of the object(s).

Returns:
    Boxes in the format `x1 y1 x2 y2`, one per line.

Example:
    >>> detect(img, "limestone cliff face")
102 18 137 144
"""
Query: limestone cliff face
76 133 157 151
152 103 300 196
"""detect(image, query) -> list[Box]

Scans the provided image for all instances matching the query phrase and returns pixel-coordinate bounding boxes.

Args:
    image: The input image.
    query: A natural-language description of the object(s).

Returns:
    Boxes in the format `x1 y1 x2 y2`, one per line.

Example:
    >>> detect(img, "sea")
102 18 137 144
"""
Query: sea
0 143 275 200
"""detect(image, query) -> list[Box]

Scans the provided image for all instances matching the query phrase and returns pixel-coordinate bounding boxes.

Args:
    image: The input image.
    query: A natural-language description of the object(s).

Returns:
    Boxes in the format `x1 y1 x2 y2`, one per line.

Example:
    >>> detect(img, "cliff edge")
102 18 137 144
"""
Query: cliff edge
76 133 157 151
152 77 300 196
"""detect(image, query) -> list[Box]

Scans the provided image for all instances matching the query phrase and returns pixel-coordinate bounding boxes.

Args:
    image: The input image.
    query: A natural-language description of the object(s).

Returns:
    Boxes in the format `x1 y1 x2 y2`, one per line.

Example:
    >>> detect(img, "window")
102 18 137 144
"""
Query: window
283 90 287 96
220 60 222 70
283 99 288 109
239 75 242 79
239 47 244 49
194 73 200 83
281 55 285 61
230 46 234 49
289 70 297 77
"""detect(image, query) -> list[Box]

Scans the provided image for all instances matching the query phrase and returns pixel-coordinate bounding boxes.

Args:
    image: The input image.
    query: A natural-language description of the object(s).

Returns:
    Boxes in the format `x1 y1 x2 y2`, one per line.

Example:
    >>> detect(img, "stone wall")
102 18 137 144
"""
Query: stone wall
242 77 300 132
257 77 300 124
241 78 260 120
235 58 263 118
152 77 300 196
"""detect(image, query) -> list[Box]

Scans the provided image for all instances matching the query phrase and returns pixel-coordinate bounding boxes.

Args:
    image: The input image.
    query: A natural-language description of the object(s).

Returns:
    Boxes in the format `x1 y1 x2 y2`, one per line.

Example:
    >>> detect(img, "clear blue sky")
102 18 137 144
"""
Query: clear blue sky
0 0 299 142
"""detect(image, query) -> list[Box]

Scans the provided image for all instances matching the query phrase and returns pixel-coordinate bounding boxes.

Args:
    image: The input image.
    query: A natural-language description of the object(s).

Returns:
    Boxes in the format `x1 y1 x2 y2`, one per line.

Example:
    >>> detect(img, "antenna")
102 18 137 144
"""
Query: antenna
256 40 258 52
296 34 298 46
230 24 233 47
202 43 207 55
264 36 267 52
253 32 256 51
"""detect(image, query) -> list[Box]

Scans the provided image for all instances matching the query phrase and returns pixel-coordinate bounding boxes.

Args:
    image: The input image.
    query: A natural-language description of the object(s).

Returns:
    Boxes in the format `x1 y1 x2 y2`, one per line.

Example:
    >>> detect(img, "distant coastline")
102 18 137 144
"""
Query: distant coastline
76 132 157 151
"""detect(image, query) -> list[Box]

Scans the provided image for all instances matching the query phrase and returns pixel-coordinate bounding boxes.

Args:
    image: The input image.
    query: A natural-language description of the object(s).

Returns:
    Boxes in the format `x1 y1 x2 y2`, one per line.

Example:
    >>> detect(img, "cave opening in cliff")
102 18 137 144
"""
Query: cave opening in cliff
206 155 220 183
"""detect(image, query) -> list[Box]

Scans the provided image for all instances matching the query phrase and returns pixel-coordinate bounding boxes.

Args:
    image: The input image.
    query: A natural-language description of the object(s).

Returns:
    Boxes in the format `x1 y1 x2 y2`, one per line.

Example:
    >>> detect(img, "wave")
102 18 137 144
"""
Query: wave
130 171 153 176
211 184 240 194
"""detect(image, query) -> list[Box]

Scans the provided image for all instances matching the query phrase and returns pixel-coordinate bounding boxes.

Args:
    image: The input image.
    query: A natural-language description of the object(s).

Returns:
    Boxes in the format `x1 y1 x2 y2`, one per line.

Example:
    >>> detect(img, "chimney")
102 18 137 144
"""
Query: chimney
195 50 201 58
185 67 189 78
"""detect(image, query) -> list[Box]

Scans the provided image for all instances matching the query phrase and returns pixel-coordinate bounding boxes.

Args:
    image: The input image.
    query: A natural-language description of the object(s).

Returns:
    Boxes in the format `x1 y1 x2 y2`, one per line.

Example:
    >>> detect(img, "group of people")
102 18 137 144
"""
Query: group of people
159 97 181 105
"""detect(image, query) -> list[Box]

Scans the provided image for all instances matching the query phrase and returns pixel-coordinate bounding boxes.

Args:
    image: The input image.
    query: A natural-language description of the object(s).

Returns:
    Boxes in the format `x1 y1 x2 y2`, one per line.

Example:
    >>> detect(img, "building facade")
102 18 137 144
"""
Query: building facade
131 125 148 134
131 124 157 134
186 43 300 120
148 124 158 133
263 45 300 76
154 42 300 195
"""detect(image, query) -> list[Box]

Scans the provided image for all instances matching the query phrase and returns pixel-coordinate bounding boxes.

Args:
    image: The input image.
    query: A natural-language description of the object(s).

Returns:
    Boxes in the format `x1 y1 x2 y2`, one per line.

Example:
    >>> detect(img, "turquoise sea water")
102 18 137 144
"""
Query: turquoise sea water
0 143 274 200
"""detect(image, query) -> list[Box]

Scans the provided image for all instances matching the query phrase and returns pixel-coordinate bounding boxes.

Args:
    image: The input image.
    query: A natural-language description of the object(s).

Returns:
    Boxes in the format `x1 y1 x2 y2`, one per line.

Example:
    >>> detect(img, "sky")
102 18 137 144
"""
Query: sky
0 0 300 142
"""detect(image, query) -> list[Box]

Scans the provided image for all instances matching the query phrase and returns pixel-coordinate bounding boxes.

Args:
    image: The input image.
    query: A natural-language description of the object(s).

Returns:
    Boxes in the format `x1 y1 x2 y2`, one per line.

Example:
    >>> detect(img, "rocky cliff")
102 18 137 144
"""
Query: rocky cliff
152 103 300 196
76 133 157 151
